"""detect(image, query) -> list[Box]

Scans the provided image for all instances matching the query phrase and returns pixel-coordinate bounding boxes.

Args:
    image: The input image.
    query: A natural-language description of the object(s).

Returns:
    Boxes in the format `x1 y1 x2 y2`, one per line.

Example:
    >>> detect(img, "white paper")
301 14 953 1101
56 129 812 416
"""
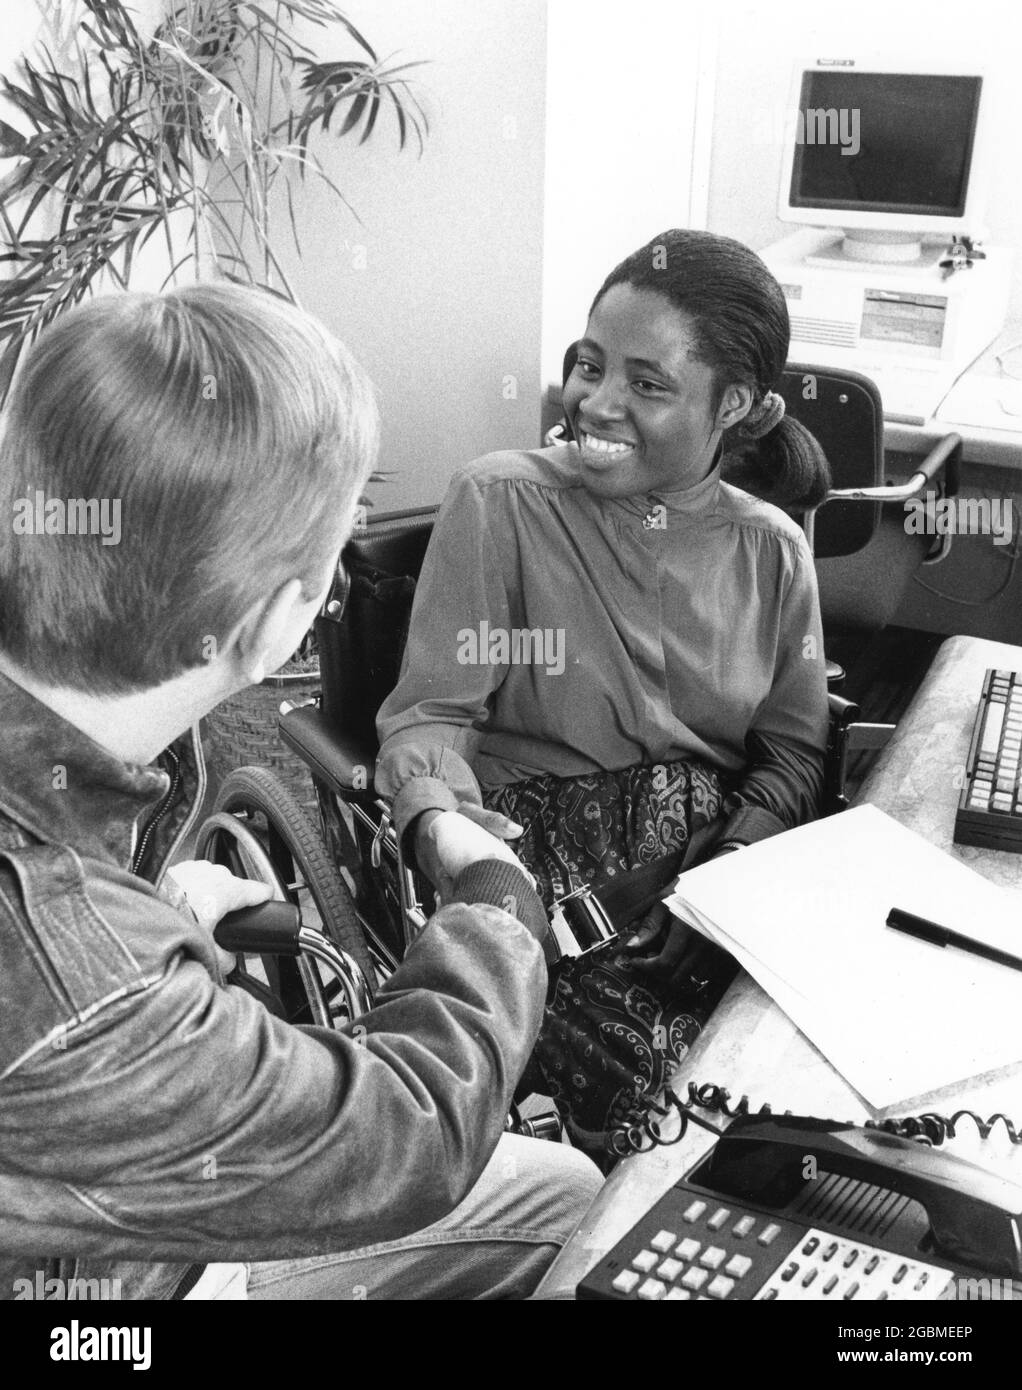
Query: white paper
663 804 1022 1109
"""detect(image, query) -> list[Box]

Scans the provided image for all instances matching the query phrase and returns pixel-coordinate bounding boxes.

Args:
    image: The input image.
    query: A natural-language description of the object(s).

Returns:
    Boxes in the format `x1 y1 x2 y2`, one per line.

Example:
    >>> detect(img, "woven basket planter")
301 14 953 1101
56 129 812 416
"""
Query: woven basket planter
202 667 320 811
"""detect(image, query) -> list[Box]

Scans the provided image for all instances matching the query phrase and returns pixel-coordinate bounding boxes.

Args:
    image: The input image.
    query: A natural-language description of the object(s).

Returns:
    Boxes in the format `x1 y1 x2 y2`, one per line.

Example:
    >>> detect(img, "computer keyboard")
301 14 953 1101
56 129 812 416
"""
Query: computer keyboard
954 668 1022 853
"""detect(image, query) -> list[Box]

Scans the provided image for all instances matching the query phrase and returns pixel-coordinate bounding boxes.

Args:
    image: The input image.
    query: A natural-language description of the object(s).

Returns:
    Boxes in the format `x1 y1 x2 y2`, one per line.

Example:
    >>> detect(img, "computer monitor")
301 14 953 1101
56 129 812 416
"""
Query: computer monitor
777 57 992 264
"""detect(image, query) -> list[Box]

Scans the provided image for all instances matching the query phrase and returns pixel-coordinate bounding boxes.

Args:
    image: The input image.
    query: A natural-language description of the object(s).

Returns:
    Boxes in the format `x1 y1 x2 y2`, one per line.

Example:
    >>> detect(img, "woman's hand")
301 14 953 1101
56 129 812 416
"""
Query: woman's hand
454 803 525 842
620 902 705 990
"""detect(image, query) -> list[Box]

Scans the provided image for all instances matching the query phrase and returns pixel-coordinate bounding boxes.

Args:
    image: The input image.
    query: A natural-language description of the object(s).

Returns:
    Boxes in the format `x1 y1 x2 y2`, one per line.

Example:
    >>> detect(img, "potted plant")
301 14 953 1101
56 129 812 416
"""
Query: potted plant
0 0 424 797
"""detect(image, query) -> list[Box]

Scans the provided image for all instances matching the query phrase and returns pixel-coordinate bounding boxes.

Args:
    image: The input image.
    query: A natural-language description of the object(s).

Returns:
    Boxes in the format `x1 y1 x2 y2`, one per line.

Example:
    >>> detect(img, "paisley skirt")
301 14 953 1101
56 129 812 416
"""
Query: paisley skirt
483 759 737 1159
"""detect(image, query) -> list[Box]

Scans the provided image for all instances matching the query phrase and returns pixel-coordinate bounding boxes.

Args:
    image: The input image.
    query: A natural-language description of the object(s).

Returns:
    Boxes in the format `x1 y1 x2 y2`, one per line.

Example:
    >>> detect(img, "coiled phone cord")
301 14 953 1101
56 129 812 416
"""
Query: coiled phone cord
605 1081 1022 1160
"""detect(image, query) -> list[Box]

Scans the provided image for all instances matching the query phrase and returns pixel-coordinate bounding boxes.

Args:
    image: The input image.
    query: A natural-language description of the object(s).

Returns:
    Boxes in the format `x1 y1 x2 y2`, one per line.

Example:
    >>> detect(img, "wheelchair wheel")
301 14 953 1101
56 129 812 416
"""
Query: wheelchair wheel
210 765 376 990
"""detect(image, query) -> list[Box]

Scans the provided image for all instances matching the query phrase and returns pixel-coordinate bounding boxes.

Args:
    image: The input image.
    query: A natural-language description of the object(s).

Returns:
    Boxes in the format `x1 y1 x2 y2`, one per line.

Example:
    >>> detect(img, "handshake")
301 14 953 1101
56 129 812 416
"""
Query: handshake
412 804 531 900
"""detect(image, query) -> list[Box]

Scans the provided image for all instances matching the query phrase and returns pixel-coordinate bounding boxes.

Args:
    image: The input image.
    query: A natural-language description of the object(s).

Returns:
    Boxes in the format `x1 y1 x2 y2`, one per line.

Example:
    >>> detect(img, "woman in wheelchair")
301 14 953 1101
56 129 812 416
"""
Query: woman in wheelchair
377 229 832 1159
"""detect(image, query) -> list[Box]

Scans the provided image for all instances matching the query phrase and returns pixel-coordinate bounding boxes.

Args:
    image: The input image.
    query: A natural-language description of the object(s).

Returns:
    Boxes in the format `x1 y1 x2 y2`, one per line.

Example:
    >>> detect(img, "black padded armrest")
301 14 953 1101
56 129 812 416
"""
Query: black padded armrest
278 704 377 796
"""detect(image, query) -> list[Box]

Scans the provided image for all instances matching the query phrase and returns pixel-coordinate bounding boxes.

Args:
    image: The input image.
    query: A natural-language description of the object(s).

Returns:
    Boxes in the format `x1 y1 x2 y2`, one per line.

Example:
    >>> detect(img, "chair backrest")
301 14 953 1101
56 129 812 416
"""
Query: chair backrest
779 363 883 559
316 508 437 750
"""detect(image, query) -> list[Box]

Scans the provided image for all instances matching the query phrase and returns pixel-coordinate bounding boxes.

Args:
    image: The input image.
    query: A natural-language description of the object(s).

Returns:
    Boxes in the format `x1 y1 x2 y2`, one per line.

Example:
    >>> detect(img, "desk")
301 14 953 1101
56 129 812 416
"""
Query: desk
886 321 1022 470
535 634 1022 1300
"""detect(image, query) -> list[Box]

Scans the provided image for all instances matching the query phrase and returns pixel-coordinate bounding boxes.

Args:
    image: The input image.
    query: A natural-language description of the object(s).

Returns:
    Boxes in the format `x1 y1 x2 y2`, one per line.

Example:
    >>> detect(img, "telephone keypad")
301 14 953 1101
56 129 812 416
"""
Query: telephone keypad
579 1184 959 1302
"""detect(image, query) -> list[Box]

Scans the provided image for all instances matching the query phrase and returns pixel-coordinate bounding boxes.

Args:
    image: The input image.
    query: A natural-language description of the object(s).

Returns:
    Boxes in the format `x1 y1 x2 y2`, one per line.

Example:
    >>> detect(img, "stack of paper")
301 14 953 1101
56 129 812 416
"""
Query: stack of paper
663 804 1022 1111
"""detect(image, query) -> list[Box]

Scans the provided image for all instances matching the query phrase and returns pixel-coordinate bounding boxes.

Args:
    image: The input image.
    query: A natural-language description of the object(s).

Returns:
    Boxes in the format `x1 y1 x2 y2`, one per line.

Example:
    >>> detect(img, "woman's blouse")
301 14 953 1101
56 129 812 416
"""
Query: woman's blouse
376 444 830 846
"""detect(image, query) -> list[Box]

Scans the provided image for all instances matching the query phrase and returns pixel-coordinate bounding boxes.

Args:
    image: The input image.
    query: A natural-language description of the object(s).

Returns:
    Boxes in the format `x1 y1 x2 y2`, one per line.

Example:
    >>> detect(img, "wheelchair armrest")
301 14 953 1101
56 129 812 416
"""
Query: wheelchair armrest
822 431 963 506
278 703 378 795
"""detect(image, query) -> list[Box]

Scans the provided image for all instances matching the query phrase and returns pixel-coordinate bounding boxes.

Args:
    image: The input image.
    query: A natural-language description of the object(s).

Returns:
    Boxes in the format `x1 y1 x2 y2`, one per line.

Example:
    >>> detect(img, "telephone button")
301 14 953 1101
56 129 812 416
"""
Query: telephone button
637 1277 667 1301
664 1287 692 1300
681 1267 709 1292
780 1262 799 1282
760 1287 778 1301
657 1258 684 1283
699 1246 726 1270
682 1200 707 1224
707 1275 735 1299
650 1229 676 1253
864 1255 880 1275
725 1254 752 1279
822 1241 839 1261
892 1263 909 1285
843 1249 859 1269
732 1215 756 1238
823 1276 838 1296
844 1281 860 1300
707 1207 731 1231
674 1238 701 1262
758 1222 783 1246
801 1236 820 1255
611 1270 641 1295
802 1268 819 1289
631 1249 659 1273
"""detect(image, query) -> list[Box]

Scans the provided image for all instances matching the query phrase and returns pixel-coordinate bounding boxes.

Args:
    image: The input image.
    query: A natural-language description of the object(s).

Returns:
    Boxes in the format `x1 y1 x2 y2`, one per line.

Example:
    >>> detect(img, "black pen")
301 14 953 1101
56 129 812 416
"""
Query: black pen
886 907 1022 974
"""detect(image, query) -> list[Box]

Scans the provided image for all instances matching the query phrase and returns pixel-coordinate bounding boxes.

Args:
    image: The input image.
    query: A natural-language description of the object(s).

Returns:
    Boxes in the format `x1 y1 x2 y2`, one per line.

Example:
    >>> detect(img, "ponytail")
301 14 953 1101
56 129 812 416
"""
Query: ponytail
722 415 831 513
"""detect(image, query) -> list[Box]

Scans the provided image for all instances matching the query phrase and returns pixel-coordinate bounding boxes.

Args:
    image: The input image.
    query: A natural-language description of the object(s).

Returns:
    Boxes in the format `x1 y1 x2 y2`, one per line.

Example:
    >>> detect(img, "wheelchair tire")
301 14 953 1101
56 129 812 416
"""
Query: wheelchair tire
211 765 376 987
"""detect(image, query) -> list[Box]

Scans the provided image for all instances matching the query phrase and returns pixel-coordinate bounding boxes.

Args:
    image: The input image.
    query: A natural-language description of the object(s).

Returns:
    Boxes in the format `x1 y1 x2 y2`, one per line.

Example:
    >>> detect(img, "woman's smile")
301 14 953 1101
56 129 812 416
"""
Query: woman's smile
577 427 639 470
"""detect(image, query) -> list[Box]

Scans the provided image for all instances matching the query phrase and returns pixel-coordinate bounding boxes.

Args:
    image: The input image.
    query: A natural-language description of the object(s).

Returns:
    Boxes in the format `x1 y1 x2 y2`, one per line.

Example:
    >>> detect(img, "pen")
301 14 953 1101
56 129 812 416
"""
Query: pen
886 907 1022 974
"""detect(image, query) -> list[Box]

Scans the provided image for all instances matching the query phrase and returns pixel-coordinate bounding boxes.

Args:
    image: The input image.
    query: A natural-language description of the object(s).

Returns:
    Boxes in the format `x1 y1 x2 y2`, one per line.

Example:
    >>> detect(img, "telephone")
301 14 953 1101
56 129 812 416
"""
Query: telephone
577 1111 1022 1302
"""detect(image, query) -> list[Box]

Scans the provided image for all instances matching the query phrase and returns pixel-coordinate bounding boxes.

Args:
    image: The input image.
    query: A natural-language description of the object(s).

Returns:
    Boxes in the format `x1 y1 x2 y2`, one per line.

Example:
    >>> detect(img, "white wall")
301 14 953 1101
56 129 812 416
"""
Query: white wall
268 0 548 512
706 0 1022 317
541 0 716 384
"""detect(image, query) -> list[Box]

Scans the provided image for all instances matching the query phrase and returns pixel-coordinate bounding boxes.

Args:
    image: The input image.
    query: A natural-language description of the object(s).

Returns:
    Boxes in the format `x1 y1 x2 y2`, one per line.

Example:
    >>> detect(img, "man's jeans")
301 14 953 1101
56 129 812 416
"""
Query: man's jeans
245 1135 602 1300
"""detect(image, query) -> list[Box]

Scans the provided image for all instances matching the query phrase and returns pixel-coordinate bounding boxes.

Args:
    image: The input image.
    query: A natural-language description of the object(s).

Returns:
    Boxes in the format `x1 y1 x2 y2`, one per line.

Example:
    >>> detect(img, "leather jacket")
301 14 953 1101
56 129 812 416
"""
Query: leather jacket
0 671 549 1300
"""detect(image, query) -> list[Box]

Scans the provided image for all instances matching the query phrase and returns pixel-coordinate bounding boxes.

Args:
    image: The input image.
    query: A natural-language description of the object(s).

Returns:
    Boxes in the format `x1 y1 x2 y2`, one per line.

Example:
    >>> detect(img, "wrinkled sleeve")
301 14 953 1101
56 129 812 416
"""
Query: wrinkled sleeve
375 470 511 834
0 862 550 1263
720 532 829 845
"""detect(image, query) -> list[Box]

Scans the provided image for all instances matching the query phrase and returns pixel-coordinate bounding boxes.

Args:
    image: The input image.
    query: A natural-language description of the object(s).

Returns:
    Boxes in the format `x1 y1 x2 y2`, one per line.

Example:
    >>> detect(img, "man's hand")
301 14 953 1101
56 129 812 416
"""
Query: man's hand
619 902 705 991
413 809 529 901
165 860 273 973
454 803 524 842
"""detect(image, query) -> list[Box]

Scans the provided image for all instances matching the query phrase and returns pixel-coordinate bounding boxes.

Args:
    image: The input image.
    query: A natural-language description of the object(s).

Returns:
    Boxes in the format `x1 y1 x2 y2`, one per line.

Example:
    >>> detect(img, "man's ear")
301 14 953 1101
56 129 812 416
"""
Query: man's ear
715 382 754 433
229 579 305 685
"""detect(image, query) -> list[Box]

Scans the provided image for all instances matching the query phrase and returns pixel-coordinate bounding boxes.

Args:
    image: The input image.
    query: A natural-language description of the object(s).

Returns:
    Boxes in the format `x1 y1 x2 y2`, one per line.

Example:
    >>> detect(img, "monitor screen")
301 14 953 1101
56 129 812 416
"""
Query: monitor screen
788 71 982 219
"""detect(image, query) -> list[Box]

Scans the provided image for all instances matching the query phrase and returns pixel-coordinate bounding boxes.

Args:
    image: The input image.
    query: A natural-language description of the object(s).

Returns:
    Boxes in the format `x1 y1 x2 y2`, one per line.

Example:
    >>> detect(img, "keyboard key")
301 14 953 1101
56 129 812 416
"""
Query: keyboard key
802 1236 820 1255
893 1263 909 1285
637 1277 666 1301
675 1237 700 1261
843 1249 859 1269
780 1262 799 1282
823 1276 838 1295
681 1267 709 1291
844 1281 860 1300
761 1287 778 1301
612 1270 640 1294
632 1249 659 1273
650 1229 676 1253
657 1258 683 1282
699 1246 726 1270
707 1275 735 1299
664 1287 691 1300
707 1207 731 1231
864 1256 879 1275
758 1223 782 1246
802 1267 819 1288
822 1242 839 1261
732 1216 756 1238
682 1200 707 1224
725 1254 752 1278
980 703 1005 758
